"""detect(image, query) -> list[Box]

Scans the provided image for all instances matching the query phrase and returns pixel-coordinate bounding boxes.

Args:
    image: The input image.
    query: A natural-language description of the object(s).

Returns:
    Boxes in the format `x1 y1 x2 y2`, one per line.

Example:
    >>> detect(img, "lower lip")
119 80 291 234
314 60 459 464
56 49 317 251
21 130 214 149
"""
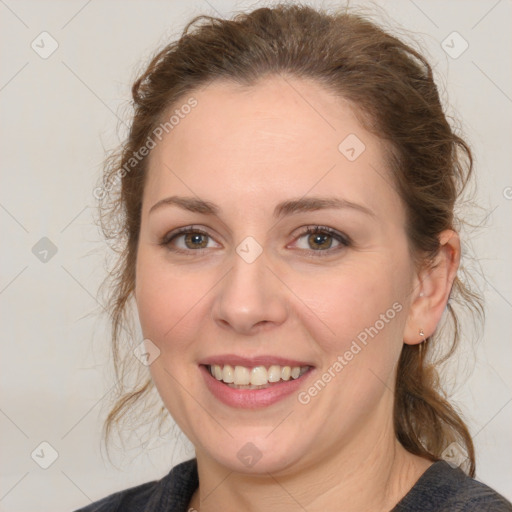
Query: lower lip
200 365 313 409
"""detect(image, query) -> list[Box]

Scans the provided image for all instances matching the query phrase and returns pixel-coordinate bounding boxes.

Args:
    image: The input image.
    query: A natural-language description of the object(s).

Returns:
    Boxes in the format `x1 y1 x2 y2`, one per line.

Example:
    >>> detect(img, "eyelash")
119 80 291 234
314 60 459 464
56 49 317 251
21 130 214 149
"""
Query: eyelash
159 225 351 257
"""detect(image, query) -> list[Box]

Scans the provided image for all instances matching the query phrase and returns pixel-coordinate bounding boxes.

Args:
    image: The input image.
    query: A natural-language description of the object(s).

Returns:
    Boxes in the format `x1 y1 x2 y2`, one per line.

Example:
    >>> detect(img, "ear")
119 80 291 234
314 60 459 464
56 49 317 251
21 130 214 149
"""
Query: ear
403 230 460 345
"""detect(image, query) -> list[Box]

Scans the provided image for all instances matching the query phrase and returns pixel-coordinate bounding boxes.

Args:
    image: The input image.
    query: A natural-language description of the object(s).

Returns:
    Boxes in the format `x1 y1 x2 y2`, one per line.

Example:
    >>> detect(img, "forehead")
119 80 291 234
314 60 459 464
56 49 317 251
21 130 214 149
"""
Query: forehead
143 75 402 222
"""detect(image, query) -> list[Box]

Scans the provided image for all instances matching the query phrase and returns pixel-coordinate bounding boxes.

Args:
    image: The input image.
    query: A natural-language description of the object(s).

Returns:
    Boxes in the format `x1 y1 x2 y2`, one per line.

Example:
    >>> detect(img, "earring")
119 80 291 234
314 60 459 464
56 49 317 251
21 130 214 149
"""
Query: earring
419 328 425 338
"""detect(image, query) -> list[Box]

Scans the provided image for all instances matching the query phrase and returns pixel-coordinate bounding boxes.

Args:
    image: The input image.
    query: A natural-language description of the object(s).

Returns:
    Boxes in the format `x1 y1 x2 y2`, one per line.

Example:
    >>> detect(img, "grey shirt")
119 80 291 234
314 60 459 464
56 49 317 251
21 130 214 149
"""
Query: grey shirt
75 458 512 511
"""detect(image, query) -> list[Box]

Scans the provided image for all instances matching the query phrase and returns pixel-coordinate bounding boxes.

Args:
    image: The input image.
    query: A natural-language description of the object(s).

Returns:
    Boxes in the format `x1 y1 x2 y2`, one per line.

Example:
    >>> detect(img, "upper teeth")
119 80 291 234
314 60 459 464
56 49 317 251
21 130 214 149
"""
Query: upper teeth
209 364 309 386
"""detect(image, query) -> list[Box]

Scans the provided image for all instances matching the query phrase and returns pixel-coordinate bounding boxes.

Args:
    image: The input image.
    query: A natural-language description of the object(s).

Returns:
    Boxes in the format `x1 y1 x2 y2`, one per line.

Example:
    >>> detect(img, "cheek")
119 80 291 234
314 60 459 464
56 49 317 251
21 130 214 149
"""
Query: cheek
293 259 408 354
135 250 204 349
293 263 409 418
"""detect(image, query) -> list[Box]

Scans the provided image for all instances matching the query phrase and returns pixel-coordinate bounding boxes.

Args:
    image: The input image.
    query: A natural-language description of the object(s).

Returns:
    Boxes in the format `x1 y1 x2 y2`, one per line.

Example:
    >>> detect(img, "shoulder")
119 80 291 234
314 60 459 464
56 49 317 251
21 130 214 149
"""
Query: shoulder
73 480 157 512
393 461 512 512
73 459 198 512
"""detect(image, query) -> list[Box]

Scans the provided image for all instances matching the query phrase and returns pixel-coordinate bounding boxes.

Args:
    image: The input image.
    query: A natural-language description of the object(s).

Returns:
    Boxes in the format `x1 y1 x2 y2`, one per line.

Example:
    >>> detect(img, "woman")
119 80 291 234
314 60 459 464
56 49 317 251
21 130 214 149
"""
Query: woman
76 4 512 511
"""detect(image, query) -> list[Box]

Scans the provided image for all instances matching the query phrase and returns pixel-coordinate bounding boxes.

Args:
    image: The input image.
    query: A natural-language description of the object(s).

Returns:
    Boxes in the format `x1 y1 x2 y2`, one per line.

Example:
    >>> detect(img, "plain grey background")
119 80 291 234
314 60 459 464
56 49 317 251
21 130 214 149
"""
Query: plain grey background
0 0 511 510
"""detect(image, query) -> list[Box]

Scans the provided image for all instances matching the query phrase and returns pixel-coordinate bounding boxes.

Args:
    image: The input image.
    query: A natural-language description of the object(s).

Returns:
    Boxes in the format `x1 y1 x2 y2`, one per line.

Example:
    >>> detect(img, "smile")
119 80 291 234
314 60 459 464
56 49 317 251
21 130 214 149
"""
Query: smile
199 359 314 408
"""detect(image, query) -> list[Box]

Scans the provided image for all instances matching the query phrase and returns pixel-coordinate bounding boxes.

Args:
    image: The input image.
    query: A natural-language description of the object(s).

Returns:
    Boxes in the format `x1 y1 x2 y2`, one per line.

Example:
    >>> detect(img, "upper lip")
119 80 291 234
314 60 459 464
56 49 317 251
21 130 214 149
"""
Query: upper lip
199 354 313 368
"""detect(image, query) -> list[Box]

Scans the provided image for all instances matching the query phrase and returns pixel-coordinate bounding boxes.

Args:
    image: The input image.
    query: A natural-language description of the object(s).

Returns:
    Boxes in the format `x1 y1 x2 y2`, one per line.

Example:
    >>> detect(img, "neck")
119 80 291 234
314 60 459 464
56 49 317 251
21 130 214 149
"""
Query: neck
189 416 432 512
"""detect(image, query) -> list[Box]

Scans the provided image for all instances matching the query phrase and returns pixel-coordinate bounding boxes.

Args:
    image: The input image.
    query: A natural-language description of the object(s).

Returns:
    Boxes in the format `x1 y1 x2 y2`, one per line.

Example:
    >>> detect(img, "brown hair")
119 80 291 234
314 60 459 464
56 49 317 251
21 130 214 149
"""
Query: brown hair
99 3 481 475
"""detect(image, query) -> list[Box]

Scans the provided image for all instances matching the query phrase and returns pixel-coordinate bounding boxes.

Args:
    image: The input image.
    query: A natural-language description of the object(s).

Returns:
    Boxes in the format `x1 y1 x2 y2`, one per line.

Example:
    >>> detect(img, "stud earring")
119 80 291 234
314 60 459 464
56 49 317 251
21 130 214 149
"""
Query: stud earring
419 328 425 337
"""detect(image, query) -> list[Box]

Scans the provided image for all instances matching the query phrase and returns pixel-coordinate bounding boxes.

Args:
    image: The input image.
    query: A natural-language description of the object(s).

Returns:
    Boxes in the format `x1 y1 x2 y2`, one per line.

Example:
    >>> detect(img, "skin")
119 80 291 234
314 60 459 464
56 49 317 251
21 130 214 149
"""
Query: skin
134 75 460 511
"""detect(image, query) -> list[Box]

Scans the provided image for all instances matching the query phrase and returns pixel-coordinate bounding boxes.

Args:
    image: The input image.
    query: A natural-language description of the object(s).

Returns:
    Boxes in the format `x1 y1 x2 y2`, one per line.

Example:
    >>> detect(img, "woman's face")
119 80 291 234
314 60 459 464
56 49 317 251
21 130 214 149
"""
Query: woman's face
135 76 419 474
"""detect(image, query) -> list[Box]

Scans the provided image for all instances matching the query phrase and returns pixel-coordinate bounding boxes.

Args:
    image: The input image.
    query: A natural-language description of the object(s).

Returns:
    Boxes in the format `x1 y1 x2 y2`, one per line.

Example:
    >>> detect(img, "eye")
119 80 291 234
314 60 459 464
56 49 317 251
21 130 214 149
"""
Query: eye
293 225 351 255
160 226 220 253
160 225 350 256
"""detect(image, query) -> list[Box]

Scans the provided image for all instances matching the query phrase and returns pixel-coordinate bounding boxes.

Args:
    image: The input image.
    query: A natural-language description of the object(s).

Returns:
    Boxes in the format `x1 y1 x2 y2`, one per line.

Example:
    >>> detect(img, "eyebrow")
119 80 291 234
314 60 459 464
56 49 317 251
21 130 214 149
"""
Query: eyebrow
148 195 376 218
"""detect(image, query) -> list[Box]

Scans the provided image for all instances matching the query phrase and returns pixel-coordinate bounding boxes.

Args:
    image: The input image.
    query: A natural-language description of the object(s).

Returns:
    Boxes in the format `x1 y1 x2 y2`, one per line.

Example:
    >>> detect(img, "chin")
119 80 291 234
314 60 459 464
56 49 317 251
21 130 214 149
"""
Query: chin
197 429 313 475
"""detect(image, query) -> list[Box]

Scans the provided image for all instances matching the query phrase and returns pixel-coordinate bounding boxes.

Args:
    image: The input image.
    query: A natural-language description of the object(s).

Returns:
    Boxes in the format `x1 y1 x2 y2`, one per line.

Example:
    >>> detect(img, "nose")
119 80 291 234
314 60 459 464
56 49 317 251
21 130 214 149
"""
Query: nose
212 250 288 335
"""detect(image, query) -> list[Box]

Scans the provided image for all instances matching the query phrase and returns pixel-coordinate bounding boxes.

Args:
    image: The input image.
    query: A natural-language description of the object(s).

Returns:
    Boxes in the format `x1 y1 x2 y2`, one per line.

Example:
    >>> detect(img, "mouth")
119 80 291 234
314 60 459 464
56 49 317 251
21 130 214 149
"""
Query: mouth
199 357 315 408
204 363 311 390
